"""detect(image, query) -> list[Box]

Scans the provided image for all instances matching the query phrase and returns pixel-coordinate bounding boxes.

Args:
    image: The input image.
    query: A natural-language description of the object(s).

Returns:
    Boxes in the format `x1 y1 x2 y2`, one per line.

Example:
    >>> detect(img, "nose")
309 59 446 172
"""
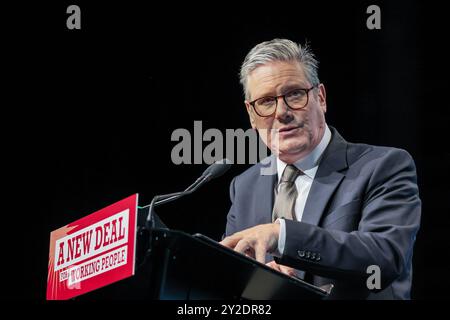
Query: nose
274 96 292 122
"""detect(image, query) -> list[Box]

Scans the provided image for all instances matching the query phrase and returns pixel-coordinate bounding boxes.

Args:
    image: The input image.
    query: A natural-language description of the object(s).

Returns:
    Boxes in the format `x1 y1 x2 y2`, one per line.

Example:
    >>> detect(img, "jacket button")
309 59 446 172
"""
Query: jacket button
316 254 321 261
298 250 305 258
311 252 316 260
305 251 311 259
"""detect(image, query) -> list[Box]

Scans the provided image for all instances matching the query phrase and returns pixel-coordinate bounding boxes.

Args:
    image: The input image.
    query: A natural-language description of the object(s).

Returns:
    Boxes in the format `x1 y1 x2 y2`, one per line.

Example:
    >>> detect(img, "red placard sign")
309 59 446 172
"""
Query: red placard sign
46 194 138 300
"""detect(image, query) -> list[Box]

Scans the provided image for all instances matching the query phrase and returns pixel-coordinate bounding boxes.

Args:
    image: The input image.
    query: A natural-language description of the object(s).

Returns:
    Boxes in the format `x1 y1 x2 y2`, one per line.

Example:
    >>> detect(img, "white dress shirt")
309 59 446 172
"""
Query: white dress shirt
274 125 331 256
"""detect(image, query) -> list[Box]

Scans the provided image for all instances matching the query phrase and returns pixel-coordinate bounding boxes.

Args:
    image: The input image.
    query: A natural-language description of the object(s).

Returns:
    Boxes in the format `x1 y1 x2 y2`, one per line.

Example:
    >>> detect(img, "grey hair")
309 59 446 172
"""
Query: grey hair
239 39 320 100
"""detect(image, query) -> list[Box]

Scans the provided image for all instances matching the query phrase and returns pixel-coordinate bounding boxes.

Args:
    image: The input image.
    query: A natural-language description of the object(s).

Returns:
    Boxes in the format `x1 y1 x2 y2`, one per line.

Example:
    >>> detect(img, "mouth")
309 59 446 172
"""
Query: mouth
278 125 301 135
279 125 298 132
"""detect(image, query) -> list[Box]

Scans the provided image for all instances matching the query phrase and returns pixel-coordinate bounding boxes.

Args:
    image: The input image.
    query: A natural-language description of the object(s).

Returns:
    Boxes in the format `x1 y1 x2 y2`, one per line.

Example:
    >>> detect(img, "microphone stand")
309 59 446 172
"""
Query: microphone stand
137 174 211 267
144 173 210 230
136 158 231 269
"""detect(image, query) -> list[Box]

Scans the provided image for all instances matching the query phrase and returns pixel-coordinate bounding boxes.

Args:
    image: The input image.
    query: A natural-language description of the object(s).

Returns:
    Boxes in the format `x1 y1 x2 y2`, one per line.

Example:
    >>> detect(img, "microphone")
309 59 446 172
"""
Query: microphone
200 158 233 181
144 159 232 228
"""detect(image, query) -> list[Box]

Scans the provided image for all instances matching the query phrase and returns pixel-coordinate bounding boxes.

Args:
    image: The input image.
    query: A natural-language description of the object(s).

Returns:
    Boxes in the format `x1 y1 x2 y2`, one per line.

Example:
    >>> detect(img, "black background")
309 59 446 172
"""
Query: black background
3 0 450 301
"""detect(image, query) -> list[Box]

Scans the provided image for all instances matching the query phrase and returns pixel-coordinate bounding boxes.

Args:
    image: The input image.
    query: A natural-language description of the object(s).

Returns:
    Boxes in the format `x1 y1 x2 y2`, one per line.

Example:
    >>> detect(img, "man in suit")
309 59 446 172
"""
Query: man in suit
220 39 421 299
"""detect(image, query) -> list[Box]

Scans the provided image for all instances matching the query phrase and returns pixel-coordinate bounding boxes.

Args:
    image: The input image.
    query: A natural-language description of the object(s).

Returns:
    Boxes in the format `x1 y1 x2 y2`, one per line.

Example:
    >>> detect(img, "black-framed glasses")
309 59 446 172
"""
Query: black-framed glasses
249 85 318 117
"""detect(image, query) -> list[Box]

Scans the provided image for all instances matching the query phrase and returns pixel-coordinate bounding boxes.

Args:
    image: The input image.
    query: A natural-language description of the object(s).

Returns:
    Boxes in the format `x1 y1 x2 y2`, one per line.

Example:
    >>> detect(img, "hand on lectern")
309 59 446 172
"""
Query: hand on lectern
265 261 296 277
220 223 280 264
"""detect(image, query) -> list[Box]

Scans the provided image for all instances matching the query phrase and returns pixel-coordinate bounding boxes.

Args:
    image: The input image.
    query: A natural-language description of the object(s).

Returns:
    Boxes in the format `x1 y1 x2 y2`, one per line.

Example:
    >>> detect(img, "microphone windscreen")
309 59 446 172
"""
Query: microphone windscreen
202 159 233 180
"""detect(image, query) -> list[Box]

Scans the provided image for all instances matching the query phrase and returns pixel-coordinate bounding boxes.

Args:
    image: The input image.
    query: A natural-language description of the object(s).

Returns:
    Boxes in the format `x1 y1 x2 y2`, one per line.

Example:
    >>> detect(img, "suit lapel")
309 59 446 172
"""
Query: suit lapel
254 155 277 225
301 170 345 226
301 128 348 226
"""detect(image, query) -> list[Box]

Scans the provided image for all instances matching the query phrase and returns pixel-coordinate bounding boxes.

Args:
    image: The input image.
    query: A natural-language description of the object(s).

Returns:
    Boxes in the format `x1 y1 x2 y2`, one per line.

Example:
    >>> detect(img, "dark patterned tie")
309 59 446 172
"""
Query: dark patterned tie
272 164 301 221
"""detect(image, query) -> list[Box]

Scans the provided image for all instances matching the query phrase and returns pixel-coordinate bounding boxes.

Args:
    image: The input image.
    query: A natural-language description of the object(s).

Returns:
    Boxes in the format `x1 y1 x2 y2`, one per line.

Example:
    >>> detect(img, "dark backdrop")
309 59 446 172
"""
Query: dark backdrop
4 0 449 300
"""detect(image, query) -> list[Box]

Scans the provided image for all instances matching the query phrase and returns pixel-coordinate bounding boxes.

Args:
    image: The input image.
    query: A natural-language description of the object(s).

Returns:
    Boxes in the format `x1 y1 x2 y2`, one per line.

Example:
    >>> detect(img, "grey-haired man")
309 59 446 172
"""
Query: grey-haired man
220 39 421 299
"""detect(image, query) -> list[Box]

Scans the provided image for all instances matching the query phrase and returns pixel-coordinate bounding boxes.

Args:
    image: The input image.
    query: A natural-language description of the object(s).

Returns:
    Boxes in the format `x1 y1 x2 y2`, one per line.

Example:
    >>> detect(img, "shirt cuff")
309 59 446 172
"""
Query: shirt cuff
272 218 286 257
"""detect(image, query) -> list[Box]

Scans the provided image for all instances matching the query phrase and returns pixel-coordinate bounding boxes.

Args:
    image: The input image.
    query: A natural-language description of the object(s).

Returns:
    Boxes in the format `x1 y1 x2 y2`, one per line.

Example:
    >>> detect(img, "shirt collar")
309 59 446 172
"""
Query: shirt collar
277 124 331 180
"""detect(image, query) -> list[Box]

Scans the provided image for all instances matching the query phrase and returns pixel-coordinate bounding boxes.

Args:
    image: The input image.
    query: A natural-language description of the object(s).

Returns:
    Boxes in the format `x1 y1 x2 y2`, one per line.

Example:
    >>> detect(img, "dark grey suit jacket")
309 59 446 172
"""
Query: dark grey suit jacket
225 127 421 299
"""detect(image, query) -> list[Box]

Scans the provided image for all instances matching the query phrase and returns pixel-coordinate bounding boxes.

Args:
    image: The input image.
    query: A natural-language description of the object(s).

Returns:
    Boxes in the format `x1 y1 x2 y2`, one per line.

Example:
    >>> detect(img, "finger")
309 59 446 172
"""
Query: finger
220 236 240 248
234 239 252 256
280 266 296 276
266 261 281 272
265 261 276 267
255 243 266 264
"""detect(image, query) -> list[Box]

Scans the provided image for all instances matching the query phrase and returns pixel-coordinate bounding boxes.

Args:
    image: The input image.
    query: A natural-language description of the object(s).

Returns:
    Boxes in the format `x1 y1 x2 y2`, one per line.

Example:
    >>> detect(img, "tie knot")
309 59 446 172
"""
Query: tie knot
281 164 301 183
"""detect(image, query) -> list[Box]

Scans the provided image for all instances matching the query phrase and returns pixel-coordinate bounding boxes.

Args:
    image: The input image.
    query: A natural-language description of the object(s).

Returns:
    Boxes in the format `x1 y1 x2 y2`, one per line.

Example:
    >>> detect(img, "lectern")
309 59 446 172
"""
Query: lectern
78 208 329 300
146 228 328 299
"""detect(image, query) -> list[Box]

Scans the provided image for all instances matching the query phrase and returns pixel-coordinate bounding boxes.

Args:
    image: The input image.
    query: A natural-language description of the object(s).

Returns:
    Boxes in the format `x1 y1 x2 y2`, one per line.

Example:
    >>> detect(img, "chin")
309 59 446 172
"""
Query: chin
280 139 308 154
278 144 307 161
278 153 301 164
270 134 309 157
